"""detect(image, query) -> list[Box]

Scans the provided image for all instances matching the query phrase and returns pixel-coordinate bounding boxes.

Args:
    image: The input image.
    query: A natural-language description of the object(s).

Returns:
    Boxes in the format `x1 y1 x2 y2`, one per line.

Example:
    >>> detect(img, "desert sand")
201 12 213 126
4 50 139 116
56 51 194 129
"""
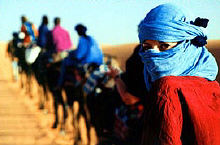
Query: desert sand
0 41 75 145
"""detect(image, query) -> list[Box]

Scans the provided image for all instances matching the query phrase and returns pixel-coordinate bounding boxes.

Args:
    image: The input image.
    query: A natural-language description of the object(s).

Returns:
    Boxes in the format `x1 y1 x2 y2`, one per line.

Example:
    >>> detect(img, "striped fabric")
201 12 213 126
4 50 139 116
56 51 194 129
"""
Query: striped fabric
83 69 105 95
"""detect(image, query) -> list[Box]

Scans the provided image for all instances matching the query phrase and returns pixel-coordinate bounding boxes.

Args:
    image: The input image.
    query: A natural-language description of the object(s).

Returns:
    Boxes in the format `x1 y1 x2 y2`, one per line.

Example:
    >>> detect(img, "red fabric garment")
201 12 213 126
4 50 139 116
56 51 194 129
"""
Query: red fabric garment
21 25 31 44
141 76 220 145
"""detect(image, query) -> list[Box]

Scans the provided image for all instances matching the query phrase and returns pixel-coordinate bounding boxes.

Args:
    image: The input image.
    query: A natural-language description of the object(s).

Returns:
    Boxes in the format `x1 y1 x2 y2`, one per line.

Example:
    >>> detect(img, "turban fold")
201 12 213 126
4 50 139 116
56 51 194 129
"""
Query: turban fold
138 4 205 43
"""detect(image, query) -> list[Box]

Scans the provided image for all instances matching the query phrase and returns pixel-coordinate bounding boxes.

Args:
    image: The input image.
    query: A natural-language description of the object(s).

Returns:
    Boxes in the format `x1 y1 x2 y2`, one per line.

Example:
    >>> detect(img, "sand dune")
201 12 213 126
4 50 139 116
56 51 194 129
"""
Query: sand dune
207 40 220 82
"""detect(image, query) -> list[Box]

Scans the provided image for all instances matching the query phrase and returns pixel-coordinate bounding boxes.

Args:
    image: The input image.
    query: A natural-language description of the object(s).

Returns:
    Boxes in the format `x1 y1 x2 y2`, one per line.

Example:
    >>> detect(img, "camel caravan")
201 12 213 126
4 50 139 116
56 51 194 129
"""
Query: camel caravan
6 15 144 145
6 8 220 145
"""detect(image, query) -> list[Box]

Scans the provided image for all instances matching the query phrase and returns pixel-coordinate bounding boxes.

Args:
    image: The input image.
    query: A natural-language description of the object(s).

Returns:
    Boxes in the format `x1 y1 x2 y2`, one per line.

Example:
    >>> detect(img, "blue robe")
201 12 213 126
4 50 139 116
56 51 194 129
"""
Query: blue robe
71 36 103 65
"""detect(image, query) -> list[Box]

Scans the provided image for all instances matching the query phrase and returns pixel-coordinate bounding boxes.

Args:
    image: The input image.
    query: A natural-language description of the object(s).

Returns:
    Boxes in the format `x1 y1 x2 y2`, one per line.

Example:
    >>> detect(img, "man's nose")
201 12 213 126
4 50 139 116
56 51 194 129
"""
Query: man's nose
152 45 160 51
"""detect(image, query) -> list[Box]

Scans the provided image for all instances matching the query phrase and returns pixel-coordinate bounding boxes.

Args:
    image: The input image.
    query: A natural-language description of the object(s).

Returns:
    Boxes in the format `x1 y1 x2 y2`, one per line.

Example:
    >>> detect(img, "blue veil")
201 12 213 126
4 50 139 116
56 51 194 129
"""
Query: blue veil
138 3 218 90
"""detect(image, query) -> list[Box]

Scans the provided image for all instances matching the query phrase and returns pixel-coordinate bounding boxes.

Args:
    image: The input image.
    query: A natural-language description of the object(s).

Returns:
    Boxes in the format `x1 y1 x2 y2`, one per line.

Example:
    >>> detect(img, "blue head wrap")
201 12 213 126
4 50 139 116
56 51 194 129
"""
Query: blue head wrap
138 3 218 90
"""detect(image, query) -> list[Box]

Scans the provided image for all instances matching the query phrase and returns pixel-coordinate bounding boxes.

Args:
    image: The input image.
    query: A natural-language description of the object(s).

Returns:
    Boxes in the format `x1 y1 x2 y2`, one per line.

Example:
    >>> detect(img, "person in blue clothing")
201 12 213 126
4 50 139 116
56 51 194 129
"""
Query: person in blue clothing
55 23 103 123
21 15 38 46
57 24 103 87
54 25 103 142
71 24 103 65
37 15 49 50
32 15 50 110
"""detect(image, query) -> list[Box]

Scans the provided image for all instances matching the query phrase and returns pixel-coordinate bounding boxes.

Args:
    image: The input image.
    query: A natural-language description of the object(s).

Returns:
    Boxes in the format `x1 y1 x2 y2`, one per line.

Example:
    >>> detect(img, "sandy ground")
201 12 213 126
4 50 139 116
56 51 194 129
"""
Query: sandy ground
0 42 74 145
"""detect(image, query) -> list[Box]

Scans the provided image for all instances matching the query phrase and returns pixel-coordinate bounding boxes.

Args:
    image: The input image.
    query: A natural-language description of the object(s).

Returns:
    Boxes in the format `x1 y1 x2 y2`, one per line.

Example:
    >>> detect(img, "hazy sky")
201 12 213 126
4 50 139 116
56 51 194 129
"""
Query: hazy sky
1 0 220 45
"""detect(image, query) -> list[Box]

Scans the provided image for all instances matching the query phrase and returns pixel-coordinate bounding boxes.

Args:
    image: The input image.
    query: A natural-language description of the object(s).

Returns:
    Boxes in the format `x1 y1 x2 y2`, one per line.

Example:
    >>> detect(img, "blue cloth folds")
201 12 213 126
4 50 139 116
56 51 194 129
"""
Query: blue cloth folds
57 35 103 87
37 24 49 48
24 22 36 42
70 36 103 65
138 20 205 43
138 3 218 90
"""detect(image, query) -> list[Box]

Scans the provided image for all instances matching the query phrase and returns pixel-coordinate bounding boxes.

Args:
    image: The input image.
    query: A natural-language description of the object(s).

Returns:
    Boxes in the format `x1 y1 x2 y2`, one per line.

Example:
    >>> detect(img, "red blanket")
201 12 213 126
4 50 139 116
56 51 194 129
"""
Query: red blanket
141 76 220 145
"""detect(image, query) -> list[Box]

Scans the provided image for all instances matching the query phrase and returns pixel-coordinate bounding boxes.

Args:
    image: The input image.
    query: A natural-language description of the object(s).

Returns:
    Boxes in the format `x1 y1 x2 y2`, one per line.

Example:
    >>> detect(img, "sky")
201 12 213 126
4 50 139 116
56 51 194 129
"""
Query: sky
1 0 220 46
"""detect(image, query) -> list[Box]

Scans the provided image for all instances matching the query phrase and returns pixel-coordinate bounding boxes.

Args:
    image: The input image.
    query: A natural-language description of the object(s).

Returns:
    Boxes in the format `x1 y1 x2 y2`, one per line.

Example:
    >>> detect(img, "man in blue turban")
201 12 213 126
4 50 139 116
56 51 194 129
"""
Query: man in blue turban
138 3 220 145
57 24 103 87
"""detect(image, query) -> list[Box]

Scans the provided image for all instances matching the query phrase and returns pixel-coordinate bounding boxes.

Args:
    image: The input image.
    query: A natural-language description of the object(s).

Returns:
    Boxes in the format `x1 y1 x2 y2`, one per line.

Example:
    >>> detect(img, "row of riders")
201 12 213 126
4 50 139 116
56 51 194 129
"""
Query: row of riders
6 15 145 145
